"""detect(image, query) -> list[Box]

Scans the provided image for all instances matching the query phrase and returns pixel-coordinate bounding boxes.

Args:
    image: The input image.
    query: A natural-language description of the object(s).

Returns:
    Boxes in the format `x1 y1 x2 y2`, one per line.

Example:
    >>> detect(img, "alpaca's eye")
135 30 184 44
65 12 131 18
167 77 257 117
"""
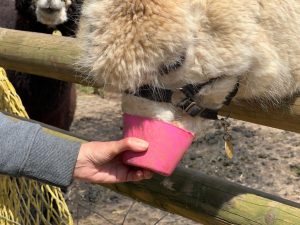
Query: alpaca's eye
159 55 186 76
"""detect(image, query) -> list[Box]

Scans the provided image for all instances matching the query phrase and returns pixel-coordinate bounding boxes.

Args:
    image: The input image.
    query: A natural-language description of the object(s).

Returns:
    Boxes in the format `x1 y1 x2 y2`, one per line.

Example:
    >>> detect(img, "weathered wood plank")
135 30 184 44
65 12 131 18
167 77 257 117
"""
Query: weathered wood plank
4 114 300 225
0 27 300 133
105 170 300 225
0 27 84 85
219 97 300 133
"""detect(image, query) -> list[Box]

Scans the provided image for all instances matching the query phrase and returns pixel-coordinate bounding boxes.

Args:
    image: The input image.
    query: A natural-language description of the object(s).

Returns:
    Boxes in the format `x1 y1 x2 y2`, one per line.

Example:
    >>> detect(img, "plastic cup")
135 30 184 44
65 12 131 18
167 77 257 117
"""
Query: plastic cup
122 113 194 176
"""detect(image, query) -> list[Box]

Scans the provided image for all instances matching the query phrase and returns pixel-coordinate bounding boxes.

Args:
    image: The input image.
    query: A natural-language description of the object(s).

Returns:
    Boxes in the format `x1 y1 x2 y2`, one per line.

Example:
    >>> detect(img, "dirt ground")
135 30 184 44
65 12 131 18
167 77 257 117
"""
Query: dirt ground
66 87 300 225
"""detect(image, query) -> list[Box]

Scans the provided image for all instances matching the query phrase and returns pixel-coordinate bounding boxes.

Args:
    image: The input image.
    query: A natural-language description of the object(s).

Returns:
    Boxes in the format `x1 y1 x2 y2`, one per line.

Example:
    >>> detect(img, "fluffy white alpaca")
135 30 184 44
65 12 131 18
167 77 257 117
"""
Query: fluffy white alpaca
78 0 300 137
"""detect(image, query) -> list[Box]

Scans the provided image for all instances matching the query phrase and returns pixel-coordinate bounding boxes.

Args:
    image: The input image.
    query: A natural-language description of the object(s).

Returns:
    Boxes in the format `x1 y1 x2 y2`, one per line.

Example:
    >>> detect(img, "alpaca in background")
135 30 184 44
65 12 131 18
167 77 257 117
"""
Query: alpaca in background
0 0 83 130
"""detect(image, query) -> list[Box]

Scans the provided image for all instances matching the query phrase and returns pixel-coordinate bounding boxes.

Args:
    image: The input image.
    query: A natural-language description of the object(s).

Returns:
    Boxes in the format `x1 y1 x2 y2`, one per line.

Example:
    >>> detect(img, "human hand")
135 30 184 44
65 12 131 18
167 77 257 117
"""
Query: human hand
73 138 153 183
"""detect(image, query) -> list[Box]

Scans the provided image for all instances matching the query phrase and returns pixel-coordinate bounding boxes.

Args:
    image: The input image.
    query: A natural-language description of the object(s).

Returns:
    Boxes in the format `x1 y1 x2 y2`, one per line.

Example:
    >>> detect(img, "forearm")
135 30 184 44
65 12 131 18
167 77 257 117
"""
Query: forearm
0 113 81 187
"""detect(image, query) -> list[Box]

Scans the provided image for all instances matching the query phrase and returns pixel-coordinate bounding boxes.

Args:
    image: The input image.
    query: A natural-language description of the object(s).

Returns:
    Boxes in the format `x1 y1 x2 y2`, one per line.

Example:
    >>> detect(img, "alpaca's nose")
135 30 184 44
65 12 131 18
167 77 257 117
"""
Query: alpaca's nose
39 6 61 14
38 0 63 13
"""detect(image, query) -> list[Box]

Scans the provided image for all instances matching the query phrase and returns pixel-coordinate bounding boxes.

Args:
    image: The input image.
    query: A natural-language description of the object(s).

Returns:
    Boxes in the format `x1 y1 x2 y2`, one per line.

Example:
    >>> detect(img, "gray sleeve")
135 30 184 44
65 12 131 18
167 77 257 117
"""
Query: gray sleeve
0 113 81 188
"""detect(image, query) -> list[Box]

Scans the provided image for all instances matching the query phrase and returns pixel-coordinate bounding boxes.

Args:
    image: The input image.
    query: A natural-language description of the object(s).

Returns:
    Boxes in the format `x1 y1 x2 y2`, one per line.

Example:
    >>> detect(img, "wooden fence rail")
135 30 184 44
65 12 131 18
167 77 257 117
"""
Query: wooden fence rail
0 27 300 133
4 114 300 225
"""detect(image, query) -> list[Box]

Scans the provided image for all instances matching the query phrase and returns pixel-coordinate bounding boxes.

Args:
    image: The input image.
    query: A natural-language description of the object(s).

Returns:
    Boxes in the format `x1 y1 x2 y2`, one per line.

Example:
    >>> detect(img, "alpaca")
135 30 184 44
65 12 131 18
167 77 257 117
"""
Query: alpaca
2 0 83 130
77 0 300 138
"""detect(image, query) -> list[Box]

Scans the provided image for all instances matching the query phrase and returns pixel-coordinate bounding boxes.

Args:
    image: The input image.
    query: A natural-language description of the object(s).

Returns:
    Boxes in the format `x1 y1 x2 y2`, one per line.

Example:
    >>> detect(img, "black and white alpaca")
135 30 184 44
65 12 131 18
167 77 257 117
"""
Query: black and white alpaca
1 0 83 130
15 0 83 36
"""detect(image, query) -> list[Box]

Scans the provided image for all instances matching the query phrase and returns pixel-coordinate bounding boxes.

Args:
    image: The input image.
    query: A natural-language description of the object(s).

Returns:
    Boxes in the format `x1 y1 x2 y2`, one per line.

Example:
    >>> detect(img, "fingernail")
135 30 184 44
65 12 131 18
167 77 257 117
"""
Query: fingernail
136 170 143 177
135 139 149 149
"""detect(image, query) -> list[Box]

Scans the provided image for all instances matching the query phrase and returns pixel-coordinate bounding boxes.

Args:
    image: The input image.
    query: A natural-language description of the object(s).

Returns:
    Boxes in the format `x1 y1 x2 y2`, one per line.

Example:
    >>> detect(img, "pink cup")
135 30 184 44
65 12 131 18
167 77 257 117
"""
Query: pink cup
122 113 194 176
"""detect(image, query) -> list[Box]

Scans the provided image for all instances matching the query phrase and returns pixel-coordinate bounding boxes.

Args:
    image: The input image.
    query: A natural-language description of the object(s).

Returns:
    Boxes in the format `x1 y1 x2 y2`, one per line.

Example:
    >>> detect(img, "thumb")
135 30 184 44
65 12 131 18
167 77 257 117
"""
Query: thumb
112 137 149 156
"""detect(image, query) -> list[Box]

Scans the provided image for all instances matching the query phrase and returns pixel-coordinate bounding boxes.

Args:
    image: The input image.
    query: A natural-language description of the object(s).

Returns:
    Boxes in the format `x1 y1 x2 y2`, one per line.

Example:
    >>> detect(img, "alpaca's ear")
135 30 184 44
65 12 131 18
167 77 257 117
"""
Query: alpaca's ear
15 0 36 17
15 0 30 11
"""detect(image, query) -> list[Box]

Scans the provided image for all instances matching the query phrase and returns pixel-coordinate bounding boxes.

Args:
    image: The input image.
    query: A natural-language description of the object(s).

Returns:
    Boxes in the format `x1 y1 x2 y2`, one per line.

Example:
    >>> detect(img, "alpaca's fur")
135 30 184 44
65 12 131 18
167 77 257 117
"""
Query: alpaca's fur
0 0 82 130
78 0 300 137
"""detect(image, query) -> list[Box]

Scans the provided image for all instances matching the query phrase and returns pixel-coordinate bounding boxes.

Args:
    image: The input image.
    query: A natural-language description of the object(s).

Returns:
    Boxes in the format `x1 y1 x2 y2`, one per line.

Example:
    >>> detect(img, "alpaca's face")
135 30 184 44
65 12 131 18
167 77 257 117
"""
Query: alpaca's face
34 0 72 26
79 0 197 90
78 0 242 137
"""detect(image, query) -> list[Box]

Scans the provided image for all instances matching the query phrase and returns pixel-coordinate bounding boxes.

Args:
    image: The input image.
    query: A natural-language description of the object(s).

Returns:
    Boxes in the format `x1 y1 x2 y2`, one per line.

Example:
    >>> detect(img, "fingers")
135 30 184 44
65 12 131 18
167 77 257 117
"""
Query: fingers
114 137 149 155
